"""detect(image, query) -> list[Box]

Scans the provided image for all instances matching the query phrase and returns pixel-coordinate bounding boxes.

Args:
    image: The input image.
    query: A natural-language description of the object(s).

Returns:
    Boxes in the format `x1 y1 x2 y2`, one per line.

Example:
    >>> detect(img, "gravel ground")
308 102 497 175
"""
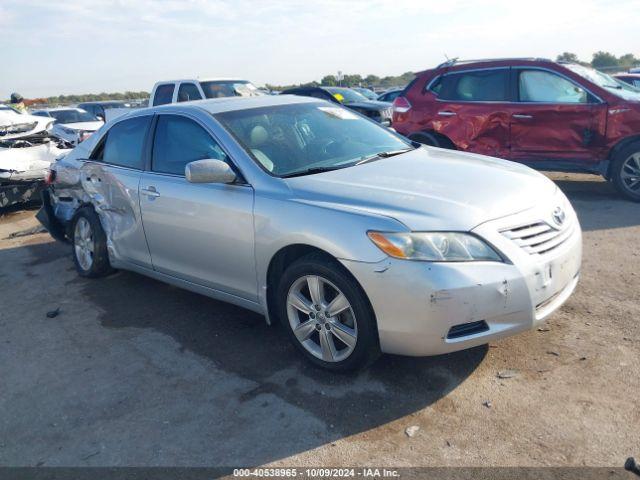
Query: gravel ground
0 172 638 468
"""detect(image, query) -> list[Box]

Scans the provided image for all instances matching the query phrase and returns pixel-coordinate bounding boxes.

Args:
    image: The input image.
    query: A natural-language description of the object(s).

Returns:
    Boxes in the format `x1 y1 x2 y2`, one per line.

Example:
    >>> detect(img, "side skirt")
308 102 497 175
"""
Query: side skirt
113 260 266 316
518 159 609 176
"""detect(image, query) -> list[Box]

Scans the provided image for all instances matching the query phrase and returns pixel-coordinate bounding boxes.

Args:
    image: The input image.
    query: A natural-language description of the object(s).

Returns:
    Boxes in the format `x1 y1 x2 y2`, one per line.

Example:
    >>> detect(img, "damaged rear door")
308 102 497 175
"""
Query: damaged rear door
139 113 256 301
80 115 153 268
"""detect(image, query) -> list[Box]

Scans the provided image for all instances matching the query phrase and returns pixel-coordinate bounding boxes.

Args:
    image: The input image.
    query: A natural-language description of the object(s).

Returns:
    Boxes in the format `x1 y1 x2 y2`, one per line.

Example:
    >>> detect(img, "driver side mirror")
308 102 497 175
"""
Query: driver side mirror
185 159 237 184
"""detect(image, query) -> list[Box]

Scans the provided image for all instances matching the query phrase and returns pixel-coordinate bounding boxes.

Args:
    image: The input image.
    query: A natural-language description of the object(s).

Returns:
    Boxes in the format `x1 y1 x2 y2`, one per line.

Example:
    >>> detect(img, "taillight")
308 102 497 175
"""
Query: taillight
45 169 56 185
392 96 411 113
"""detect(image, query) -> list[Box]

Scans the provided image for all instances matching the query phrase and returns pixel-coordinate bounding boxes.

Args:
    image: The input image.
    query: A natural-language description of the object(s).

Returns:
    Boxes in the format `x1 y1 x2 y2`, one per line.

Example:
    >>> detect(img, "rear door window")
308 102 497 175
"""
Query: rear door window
92 116 151 169
431 69 510 101
518 70 588 103
177 83 203 102
153 84 175 106
151 115 228 176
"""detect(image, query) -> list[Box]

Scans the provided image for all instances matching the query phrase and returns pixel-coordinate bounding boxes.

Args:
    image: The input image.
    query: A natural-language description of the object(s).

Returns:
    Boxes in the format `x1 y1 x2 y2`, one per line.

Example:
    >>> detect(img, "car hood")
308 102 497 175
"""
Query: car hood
57 121 103 131
344 100 392 111
0 110 53 139
284 147 557 231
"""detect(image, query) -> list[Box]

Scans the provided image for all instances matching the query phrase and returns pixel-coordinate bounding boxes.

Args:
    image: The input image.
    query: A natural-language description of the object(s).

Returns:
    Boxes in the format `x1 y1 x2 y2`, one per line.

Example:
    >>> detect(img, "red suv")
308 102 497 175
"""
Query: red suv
392 58 640 201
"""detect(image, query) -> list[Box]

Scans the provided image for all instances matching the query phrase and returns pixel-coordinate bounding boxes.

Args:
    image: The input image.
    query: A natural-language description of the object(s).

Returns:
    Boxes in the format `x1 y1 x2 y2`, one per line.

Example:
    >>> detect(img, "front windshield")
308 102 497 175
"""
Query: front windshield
324 87 369 104
353 88 377 100
216 102 412 177
565 64 640 101
49 109 98 123
201 81 263 99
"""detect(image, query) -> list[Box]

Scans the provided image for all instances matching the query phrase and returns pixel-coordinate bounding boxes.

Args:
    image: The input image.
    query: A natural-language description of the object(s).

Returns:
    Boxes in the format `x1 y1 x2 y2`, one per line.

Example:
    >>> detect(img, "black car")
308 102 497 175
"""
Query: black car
281 86 393 125
377 88 404 103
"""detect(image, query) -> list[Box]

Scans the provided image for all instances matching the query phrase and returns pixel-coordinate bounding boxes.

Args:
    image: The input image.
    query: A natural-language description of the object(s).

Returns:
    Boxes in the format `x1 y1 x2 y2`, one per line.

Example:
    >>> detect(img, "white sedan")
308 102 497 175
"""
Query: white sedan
32 107 104 145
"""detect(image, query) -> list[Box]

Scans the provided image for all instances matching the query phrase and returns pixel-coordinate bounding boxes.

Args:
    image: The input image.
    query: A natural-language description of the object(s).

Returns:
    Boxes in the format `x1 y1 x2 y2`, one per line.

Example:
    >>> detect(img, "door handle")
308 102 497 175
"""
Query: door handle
513 114 533 119
437 111 456 116
141 186 160 198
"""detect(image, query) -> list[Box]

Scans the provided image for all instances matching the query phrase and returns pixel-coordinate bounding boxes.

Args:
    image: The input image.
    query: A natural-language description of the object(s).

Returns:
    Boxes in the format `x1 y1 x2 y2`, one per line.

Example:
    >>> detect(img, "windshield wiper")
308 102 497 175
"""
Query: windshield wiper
281 166 346 178
355 147 415 165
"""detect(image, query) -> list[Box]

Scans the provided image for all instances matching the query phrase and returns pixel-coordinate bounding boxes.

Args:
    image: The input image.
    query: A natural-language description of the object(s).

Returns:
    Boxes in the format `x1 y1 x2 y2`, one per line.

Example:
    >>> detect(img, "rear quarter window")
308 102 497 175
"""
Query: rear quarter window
429 69 509 101
92 116 151 169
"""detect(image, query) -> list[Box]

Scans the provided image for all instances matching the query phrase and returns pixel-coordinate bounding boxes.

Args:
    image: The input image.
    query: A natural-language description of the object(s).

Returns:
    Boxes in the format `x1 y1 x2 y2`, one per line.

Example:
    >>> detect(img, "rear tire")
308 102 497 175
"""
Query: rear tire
276 253 381 371
409 131 455 149
71 207 114 278
610 141 640 202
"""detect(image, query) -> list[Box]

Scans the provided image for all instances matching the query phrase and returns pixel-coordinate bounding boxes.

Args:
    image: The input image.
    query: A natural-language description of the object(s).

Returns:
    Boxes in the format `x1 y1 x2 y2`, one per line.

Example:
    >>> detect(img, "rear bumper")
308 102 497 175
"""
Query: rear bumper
35 188 68 242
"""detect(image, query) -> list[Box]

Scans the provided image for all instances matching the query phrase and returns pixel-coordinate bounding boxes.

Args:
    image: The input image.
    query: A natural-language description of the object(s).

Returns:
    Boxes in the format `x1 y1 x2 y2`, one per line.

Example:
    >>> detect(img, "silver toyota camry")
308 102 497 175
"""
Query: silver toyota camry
39 95 582 370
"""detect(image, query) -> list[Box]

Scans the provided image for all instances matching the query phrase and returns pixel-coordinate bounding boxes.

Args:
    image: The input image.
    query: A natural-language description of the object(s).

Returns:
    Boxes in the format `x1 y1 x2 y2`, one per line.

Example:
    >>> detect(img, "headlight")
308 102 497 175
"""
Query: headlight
60 127 78 135
367 231 503 262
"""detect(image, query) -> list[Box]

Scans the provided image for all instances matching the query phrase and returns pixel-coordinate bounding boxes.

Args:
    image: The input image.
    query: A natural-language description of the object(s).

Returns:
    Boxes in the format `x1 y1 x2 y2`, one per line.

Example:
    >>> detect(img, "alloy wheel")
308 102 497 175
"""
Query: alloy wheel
286 275 358 362
74 217 94 271
621 152 640 193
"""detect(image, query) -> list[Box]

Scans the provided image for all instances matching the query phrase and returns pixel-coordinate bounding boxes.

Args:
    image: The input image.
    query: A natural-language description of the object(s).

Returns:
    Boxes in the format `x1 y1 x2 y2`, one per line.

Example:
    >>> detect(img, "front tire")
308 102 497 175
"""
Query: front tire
611 141 640 202
71 207 113 278
277 253 381 371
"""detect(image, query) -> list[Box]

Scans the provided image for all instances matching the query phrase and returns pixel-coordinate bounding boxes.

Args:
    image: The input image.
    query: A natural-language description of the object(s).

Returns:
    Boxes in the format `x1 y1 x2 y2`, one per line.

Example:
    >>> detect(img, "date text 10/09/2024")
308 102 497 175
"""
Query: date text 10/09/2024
233 468 400 478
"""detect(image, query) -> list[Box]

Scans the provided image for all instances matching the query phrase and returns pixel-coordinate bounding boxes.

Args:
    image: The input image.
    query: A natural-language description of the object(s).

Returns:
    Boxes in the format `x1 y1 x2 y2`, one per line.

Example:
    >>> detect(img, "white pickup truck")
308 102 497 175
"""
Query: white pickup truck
104 78 264 123
149 78 263 106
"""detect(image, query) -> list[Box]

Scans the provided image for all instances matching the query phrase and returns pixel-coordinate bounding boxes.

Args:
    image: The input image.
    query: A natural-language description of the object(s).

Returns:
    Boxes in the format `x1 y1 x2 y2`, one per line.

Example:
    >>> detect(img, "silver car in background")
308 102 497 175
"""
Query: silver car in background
38 95 582 370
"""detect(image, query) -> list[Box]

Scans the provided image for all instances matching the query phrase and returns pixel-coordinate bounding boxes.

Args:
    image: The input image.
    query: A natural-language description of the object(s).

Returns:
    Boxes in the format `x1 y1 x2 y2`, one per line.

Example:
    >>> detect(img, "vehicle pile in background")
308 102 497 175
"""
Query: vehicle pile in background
0 106 75 208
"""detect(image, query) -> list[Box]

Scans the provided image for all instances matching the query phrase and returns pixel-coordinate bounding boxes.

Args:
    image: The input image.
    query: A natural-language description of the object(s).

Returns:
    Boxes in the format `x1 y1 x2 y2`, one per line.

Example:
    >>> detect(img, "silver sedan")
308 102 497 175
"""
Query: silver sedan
39 95 582 370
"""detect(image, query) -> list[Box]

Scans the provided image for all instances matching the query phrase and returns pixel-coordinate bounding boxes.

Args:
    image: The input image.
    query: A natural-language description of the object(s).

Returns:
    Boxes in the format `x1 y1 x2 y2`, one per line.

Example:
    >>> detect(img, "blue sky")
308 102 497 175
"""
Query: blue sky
1 0 639 97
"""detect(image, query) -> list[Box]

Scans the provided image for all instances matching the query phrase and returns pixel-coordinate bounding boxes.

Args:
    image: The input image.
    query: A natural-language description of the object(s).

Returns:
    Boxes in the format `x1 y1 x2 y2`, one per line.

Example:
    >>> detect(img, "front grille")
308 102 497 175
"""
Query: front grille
501 217 575 255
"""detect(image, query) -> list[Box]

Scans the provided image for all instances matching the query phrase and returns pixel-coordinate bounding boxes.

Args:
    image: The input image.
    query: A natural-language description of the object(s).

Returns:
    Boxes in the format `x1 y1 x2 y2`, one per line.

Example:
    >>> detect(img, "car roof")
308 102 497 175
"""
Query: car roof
154 78 249 85
78 100 126 105
34 107 85 112
420 57 559 75
145 94 320 115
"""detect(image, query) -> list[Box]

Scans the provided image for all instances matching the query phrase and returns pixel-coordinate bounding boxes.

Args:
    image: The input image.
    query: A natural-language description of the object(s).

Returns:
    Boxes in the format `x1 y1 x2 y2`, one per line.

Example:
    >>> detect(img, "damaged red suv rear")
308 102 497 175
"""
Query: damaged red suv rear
392 58 640 201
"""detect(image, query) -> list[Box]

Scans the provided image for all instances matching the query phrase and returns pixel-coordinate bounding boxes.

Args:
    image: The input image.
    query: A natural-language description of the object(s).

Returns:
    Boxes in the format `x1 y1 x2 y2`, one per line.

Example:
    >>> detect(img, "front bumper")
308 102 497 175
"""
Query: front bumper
341 204 582 356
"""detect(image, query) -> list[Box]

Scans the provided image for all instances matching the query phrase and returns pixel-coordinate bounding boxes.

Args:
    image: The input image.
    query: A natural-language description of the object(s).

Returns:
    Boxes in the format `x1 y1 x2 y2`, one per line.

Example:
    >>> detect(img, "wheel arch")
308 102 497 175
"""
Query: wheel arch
67 201 100 238
606 134 640 178
408 130 457 149
264 244 376 327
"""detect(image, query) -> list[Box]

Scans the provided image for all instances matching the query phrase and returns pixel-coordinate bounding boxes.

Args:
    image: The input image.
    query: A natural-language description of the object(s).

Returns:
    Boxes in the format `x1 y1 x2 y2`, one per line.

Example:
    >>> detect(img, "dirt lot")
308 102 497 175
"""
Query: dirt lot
0 172 638 468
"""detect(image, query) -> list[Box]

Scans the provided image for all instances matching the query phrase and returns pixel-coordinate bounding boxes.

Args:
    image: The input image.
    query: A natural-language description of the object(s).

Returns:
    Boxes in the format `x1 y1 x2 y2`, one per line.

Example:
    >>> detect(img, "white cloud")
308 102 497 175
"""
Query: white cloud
1 0 639 96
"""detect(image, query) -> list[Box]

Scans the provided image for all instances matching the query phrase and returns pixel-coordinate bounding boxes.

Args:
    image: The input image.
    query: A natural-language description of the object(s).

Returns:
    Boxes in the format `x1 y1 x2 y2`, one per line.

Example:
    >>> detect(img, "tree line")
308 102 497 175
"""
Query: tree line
556 51 638 70
45 91 150 104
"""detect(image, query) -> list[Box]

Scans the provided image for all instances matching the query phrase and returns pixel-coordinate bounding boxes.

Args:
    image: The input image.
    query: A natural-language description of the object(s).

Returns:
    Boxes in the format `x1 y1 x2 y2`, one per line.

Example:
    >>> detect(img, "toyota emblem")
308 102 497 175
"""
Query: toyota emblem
552 207 566 227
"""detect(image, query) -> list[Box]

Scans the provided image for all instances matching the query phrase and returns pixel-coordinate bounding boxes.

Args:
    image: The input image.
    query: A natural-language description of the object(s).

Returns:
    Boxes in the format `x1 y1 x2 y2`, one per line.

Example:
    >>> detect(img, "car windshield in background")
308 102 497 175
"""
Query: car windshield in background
324 87 369 104
49 109 98 123
353 88 378 100
565 64 640 101
216 102 412 177
201 81 263 99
